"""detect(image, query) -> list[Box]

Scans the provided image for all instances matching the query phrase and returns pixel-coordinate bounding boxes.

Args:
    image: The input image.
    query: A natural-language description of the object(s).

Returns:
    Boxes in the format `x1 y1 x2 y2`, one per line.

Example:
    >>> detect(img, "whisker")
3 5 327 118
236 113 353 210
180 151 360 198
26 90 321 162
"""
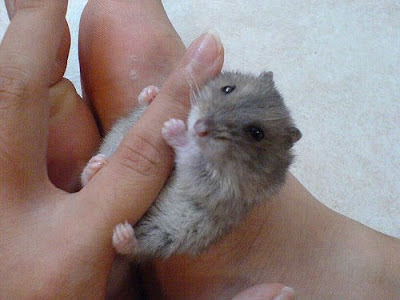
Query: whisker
183 68 201 105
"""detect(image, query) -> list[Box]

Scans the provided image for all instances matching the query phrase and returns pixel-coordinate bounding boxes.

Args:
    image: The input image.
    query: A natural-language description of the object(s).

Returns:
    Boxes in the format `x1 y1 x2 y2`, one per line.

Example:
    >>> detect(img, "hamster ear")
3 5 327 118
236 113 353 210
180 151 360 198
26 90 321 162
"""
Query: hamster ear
260 71 274 83
283 126 302 149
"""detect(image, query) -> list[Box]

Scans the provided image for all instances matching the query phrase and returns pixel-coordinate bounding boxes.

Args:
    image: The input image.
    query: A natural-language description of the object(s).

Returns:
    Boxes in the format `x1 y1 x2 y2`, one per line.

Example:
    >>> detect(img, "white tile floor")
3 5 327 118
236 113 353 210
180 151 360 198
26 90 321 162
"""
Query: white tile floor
0 0 398 238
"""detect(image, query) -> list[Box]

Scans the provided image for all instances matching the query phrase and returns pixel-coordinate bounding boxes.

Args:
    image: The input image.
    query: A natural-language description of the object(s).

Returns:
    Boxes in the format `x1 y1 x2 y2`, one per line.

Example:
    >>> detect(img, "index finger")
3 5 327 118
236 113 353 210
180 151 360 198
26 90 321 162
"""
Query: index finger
0 1 68 187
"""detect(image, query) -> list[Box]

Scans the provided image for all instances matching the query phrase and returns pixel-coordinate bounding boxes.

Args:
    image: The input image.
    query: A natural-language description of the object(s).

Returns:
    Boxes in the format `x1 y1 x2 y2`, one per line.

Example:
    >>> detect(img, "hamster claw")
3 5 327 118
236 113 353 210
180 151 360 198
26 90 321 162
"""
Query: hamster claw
81 154 108 187
138 85 160 106
112 222 138 256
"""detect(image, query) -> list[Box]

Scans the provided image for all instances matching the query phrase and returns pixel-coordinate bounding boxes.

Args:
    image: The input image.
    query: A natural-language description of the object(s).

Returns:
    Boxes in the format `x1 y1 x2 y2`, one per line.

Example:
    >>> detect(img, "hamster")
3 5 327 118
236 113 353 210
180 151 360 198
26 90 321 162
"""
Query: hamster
81 71 301 260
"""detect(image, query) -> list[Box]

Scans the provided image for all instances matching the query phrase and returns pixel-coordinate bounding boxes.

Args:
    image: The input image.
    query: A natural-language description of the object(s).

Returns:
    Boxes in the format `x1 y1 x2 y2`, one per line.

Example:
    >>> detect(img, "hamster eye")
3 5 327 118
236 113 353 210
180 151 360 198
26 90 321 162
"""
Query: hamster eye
221 85 236 94
245 125 265 142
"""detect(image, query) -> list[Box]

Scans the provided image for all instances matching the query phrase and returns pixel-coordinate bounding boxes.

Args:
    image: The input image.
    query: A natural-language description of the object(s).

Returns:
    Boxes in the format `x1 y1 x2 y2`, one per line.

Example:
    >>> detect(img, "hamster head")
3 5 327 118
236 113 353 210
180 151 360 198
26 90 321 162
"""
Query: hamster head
187 71 301 189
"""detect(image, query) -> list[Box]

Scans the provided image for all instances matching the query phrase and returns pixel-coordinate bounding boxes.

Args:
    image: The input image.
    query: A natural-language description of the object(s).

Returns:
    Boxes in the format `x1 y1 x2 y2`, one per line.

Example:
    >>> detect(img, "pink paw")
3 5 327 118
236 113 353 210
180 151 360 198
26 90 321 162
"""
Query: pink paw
161 118 187 147
81 154 107 186
112 222 138 256
137 85 160 106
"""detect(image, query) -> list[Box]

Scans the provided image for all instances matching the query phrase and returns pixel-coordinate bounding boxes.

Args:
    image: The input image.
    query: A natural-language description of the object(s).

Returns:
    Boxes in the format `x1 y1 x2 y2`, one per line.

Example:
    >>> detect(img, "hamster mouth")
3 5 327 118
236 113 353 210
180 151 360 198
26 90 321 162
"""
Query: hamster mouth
213 135 231 141
194 134 231 159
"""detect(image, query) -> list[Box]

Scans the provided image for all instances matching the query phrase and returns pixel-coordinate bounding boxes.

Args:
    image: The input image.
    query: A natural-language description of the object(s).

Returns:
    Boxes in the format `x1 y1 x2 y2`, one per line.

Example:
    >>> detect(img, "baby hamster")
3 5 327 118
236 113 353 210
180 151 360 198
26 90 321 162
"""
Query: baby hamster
81 71 301 260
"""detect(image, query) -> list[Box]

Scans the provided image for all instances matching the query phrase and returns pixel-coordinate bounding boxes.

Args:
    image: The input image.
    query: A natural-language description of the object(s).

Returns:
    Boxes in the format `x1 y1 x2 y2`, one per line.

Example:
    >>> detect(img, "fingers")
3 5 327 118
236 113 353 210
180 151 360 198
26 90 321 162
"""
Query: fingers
47 79 100 193
79 0 185 133
80 32 223 233
232 284 296 300
5 0 71 86
0 1 68 188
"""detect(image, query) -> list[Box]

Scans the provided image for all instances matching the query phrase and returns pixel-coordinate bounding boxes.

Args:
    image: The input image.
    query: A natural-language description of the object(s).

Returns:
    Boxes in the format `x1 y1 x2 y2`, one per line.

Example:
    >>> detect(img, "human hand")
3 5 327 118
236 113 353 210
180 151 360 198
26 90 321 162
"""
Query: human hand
0 0 222 297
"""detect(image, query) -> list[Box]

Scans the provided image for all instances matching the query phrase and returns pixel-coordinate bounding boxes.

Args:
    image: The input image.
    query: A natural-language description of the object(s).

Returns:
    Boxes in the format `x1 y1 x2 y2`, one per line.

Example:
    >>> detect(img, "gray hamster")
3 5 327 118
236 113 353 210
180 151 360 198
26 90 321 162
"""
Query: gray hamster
81 71 301 260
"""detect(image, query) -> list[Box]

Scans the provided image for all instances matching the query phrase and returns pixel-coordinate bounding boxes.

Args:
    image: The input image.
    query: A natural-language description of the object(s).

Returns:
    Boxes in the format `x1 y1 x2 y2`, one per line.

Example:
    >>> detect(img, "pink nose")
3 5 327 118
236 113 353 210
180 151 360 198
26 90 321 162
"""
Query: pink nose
194 120 209 137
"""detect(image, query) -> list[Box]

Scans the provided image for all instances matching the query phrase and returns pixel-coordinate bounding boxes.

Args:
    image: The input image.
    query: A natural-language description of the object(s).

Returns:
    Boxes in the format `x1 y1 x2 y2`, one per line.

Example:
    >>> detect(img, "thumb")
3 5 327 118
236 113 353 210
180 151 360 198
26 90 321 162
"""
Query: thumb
80 32 224 230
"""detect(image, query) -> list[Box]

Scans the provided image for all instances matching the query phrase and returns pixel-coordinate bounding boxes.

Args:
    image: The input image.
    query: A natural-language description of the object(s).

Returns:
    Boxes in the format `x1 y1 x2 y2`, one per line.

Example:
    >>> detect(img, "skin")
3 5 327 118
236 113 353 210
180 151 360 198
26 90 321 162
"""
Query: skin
0 0 398 299
1 0 289 299
79 1 400 299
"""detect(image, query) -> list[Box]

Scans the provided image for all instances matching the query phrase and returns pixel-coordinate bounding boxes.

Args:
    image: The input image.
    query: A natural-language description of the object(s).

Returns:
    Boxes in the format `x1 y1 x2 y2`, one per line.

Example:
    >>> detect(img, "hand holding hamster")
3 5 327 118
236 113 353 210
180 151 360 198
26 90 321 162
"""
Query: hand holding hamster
82 71 301 260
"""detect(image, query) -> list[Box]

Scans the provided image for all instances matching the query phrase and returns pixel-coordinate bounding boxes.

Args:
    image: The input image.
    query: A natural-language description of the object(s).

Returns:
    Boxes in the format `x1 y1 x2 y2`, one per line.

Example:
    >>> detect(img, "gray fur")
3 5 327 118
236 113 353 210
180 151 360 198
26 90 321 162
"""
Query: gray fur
99 106 147 157
100 71 301 259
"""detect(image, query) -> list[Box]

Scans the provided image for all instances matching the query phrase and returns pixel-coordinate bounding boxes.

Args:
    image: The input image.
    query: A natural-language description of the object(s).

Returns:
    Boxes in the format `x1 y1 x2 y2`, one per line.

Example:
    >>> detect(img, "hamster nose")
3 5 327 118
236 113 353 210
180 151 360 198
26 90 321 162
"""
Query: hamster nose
194 119 210 137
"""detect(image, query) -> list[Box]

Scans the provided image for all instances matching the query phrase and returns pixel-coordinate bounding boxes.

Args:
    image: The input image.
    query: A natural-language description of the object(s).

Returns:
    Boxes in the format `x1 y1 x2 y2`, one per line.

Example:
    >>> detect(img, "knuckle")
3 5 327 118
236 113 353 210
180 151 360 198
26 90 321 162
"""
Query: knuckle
159 70 192 110
16 0 54 11
0 139 14 167
116 134 166 178
156 89 190 121
0 65 31 108
12 1 67 21
160 85 189 109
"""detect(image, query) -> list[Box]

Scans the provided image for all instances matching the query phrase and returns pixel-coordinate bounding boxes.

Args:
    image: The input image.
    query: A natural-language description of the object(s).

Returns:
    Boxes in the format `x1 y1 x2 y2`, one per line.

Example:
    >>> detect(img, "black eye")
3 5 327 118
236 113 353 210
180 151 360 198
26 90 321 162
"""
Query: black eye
245 125 265 142
221 85 236 94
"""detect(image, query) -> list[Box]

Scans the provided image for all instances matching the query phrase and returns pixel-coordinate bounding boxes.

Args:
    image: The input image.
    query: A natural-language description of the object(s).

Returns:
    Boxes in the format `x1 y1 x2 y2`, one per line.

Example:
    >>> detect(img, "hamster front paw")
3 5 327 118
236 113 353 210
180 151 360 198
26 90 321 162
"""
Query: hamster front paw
162 118 187 148
137 85 160 106
112 222 138 256
81 154 108 186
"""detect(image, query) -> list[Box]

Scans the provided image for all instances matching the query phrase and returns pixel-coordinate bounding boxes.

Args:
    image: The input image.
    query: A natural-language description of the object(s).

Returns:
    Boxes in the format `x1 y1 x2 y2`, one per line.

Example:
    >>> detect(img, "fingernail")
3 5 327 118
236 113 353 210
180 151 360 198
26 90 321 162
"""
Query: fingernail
274 286 296 300
189 30 223 66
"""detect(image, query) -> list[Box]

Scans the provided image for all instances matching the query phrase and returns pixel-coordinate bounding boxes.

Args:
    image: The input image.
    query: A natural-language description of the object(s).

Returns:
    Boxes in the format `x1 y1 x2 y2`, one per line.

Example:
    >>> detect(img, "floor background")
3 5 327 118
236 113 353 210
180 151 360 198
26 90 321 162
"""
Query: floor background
0 1 398 238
